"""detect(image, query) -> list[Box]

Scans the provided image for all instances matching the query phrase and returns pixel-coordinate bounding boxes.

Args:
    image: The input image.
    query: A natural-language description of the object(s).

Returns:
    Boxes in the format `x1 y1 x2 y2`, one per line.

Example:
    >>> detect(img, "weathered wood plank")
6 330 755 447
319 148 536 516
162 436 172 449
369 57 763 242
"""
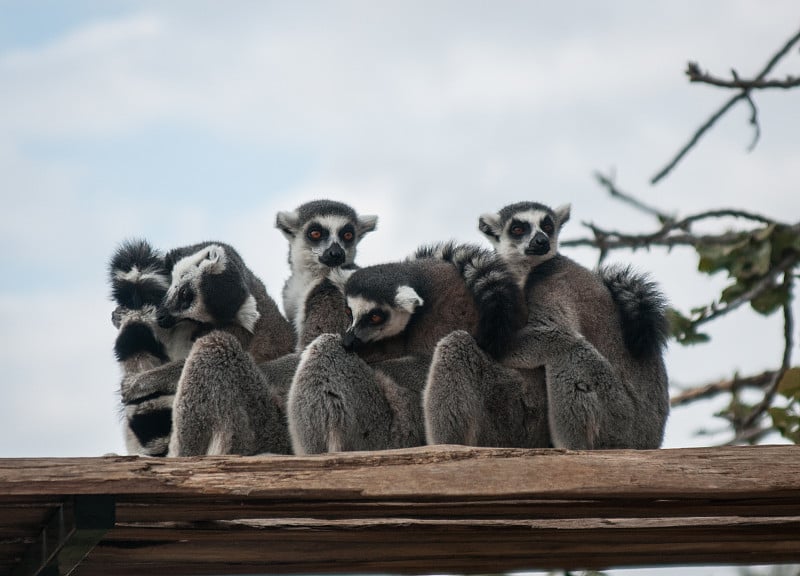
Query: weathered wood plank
1 445 798 500
1 446 799 575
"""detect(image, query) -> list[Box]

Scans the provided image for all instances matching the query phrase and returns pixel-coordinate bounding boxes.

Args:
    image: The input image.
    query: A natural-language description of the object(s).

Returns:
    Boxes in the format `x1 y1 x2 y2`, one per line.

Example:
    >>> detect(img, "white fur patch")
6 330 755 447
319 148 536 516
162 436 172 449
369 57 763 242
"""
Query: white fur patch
236 294 261 333
346 295 380 331
172 244 228 284
115 265 169 289
394 285 424 314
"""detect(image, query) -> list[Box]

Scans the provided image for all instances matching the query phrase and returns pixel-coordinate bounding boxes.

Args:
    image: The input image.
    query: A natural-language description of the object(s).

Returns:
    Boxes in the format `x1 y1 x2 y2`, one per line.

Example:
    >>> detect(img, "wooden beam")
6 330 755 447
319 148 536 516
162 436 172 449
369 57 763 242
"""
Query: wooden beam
9 496 114 576
1 446 799 575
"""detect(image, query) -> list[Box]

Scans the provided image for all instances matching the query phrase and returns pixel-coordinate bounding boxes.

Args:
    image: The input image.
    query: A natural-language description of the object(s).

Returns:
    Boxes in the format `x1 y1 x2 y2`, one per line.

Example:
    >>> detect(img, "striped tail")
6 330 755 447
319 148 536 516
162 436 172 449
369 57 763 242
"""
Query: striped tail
412 241 526 358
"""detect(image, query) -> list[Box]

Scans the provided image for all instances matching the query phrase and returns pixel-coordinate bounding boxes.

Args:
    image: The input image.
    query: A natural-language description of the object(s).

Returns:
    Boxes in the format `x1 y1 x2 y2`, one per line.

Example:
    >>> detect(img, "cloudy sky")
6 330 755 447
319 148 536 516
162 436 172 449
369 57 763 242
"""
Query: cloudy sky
1 1 798 461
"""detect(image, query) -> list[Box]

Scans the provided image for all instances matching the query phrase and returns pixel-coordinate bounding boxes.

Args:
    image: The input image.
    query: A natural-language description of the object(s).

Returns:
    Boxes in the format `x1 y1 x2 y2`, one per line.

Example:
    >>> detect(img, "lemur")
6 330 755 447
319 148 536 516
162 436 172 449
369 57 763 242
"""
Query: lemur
287 244 526 455
424 202 670 450
120 241 296 456
276 199 377 350
109 239 198 456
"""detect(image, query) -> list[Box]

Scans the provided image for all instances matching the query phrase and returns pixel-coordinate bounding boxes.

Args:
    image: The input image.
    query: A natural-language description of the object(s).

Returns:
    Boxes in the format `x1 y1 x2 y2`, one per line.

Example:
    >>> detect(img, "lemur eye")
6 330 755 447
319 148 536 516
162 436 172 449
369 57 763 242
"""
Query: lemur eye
307 229 323 241
510 225 525 237
342 231 354 241
345 306 353 319
541 217 555 235
369 313 385 325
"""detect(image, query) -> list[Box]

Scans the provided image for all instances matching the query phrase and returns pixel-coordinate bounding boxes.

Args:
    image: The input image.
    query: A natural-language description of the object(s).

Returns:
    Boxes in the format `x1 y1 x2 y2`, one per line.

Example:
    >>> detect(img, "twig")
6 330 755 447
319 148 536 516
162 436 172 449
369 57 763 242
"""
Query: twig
738 271 795 433
651 28 800 185
594 172 675 224
686 62 800 90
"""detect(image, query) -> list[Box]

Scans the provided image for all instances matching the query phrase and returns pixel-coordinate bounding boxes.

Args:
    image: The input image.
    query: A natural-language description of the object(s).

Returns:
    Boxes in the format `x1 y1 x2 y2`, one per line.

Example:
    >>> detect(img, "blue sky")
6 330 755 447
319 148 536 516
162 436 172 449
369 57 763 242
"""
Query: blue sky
1 1 798 463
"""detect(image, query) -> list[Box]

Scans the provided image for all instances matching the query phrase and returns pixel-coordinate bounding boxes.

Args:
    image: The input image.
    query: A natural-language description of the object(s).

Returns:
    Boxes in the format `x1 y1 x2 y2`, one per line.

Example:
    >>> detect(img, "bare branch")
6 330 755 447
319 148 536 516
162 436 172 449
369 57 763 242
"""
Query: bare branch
651 28 800 185
594 172 675 224
670 370 776 408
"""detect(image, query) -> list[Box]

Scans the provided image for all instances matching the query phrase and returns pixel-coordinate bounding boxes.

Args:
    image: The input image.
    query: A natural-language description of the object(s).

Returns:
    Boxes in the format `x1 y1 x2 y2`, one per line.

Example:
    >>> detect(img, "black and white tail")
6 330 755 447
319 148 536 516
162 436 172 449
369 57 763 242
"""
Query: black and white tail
600 264 670 358
108 238 174 457
109 238 169 311
412 241 526 359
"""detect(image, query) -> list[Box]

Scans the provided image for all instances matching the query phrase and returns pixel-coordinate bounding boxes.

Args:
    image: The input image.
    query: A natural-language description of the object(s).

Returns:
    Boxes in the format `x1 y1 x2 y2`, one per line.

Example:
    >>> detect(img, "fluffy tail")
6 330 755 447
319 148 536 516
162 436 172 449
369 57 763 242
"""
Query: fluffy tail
412 241 526 359
109 238 169 309
599 264 669 358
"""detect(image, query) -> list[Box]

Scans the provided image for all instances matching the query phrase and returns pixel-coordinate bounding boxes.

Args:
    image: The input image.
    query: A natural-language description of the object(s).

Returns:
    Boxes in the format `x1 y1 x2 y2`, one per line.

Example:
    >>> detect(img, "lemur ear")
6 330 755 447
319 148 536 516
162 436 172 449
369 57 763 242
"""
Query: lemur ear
395 285 424 314
275 210 301 239
478 213 502 241
554 204 571 229
357 214 378 237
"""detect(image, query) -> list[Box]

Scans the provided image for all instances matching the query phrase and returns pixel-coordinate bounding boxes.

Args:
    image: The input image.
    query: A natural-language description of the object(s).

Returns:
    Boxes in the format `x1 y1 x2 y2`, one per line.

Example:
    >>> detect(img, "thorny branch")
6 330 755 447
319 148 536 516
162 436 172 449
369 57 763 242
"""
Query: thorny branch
651 28 800 184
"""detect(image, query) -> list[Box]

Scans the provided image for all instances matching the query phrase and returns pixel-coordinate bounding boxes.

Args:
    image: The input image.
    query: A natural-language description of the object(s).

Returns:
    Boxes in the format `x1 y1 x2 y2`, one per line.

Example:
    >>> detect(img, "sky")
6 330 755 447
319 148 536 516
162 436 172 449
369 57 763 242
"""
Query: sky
1 1 798 466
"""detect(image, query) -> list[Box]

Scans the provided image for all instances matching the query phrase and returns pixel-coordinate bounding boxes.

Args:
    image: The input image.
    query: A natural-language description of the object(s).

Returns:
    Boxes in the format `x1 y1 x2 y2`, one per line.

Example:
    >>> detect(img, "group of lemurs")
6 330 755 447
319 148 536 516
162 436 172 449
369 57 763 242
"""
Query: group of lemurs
109 199 670 457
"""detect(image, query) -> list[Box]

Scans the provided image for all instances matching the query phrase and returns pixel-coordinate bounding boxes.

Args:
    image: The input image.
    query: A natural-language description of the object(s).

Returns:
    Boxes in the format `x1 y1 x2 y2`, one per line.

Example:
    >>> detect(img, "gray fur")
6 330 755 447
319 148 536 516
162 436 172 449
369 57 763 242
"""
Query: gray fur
276 199 377 350
121 241 295 456
287 249 523 454
425 202 669 450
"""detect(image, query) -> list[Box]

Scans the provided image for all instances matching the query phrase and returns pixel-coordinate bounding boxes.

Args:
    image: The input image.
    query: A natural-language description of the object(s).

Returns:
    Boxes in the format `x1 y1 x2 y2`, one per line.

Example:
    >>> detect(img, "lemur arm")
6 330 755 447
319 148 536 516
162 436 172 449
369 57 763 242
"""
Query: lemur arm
120 360 185 404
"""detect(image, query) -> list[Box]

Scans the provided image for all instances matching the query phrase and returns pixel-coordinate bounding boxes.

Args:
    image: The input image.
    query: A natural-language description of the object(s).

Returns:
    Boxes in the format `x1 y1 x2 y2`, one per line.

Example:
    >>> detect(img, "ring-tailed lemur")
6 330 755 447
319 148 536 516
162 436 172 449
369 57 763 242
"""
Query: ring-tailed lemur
121 241 296 456
425 202 670 450
109 239 198 456
276 200 377 350
287 244 526 454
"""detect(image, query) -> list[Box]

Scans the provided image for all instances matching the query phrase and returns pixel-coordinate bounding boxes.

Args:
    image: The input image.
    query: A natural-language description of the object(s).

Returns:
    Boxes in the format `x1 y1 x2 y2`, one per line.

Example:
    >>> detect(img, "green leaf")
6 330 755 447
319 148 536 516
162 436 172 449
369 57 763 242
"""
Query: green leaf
666 308 711 346
750 284 790 315
730 240 771 280
771 224 800 261
720 281 749 304
768 406 800 444
778 367 800 400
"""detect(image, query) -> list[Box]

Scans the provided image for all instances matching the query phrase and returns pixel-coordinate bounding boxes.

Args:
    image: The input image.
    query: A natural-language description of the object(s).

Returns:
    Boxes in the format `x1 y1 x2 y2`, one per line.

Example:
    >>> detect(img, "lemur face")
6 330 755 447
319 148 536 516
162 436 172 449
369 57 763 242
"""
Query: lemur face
276 201 378 274
342 286 423 351
158 243 260 333
479 202 571 270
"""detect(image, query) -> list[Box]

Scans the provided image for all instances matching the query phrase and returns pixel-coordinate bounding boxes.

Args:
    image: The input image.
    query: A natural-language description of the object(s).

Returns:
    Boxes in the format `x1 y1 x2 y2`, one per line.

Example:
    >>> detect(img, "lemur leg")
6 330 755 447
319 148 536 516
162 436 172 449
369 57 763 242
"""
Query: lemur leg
424 330 549 448
501 323 632 449
168 331 290 456
287 334 424 454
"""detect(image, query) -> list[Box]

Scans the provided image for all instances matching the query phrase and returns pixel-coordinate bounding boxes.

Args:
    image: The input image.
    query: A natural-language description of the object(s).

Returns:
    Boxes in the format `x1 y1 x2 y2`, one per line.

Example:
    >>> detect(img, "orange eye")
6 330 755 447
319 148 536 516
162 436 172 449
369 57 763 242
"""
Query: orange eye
343 231 354 241
345 307 352 318
510 226 524 236
308 230 322 240
370 313 384 325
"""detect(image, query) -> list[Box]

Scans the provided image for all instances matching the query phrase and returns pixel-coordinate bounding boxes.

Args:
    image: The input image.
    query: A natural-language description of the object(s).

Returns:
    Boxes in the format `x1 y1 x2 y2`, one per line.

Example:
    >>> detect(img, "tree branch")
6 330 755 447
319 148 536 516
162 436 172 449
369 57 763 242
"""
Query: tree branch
686 62 800 90
594 171 675 224
670 370 776 408
651 28 800 185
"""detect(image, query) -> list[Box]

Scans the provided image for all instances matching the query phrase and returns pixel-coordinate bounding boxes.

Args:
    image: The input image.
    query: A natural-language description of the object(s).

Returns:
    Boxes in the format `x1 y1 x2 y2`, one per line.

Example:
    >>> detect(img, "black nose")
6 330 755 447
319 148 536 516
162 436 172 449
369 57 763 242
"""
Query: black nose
342 330 358 351
320 243 346 267
527 232 550 255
